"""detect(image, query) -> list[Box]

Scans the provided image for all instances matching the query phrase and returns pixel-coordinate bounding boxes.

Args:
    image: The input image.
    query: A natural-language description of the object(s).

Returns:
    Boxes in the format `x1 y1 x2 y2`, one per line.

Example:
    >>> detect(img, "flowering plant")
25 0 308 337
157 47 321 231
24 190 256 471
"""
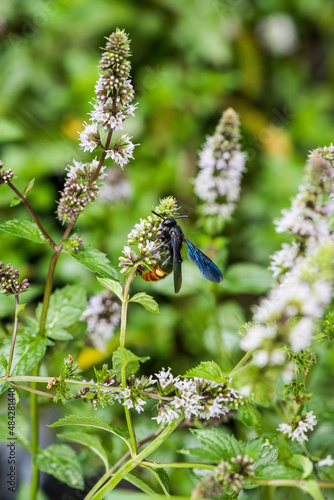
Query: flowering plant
0 29 334 500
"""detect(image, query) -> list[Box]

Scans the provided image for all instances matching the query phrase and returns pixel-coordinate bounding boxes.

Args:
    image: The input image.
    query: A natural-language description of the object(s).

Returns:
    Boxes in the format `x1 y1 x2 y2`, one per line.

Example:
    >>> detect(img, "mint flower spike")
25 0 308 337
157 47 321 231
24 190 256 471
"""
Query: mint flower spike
270 145 334 279
0 161 14 185
194 107 246 221
79 29 138 168
118 196 179 276
57 159 103 224
0 261 30 296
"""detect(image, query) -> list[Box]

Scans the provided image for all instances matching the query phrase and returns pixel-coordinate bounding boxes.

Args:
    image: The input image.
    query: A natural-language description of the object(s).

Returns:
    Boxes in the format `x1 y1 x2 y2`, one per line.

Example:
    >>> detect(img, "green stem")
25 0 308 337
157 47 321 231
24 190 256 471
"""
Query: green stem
253 479 334 488
7 181 56 247
120 265 139 455
85 414 184 500
30 363 39 500
120 265 138 349
142 460 215 470
9 382 55 398
6 294 19 376
38 250 62 337
228 350 254 377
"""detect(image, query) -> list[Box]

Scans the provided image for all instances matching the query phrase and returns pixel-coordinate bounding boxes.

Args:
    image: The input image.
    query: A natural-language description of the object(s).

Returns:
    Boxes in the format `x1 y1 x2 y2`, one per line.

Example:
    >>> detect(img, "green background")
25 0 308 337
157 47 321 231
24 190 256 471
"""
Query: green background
1 1 334 498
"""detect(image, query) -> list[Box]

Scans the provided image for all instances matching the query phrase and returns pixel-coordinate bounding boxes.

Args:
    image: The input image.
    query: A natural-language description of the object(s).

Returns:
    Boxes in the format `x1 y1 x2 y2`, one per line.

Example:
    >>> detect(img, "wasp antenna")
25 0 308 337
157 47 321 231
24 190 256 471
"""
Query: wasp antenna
174 215 188 219
151 210 164 219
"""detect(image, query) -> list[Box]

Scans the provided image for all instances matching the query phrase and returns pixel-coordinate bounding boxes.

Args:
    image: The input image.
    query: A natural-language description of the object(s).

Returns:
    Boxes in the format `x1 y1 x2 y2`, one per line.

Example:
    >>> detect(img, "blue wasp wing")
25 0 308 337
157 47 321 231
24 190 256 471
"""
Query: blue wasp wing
170 232 182 293
184 237 223 283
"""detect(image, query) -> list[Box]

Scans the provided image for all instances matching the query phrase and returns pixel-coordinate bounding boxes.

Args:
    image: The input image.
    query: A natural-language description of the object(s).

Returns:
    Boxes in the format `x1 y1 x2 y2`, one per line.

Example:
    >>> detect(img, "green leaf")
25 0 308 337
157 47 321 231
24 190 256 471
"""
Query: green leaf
45 327 73 340
0 333 47 394
0 219 48 245
300 480 325 500
190 428 243 462
289 454 313 479
58 431 109 471
125 472 158 496
245 435 278 467
34 444 84 490
255 462 302 480
36 285 86 331
152 468 170 495
112 347 150 380
0 354 8 371
10 197 22 207
66 246 118 279
238 405 261 430
97 277 123 301
221 263 273 294
23 178 35 196
16 303 26 316
48 415 130 444
184 361 225 382
129 292 160 314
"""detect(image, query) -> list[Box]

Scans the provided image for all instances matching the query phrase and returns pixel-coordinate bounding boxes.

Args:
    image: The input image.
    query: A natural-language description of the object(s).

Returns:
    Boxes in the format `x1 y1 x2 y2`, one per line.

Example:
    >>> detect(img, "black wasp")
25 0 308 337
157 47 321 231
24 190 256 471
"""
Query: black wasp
141 211 223 293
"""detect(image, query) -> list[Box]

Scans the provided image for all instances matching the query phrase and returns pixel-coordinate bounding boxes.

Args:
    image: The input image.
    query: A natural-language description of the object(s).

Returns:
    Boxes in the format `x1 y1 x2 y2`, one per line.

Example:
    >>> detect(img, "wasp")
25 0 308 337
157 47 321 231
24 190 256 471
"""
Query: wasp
141 211 223 293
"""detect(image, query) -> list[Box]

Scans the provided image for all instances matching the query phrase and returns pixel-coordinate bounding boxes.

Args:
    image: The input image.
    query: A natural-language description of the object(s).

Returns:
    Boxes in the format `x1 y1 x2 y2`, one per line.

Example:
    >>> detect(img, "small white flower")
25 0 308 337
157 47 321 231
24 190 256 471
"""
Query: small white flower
278 411 317 443
318 455 334 467
155 367 178 389
79 122 100 152
152 405 181 425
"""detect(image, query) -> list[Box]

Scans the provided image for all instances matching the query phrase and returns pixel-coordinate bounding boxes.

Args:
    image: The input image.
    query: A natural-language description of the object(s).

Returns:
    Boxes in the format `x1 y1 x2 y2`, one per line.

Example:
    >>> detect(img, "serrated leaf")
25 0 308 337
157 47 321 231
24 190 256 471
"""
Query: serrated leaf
112 347 150 380
129 292 160 314
190 428 243 462
36 285 86 331
0 333 47 394
10 197 22 207
0 219 48 245
300 480 325 500
255 462 302 480
238 405 261 430
97 277 123 300
23 178 35 196
185 361 225 382
58 431 109 471
245 435 278 467
48 415 130 444
289 454 313 479
34 444 84 490
66 246 118 279
221 263 273 295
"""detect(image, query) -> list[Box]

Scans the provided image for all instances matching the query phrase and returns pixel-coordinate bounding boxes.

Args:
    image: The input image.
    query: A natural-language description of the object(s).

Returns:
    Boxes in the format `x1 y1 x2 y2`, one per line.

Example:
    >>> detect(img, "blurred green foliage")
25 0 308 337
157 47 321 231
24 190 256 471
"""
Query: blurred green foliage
1 0 334 498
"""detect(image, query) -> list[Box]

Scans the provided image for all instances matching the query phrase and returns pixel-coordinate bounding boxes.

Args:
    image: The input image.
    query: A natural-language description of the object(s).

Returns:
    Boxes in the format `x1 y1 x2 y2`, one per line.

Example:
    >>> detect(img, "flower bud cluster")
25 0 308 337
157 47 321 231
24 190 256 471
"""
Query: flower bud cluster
193 108 246 220
0 161 14 185
192 455 254 498
119 196 179 276
57 159 103 224
0 261 30 295
215 455 255 493
79 29 137 168
80 291 121 351
278 410 317 443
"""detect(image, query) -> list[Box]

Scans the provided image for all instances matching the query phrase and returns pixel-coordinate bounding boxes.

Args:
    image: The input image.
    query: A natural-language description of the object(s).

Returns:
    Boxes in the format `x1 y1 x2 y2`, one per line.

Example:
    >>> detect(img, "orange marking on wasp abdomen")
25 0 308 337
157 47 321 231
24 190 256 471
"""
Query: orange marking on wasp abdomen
141 266 168 282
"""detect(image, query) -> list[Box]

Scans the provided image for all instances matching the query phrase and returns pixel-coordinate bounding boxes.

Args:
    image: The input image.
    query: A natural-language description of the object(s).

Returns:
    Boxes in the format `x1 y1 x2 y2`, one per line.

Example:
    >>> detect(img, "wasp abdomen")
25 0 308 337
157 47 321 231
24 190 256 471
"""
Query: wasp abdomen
142 266 169 282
